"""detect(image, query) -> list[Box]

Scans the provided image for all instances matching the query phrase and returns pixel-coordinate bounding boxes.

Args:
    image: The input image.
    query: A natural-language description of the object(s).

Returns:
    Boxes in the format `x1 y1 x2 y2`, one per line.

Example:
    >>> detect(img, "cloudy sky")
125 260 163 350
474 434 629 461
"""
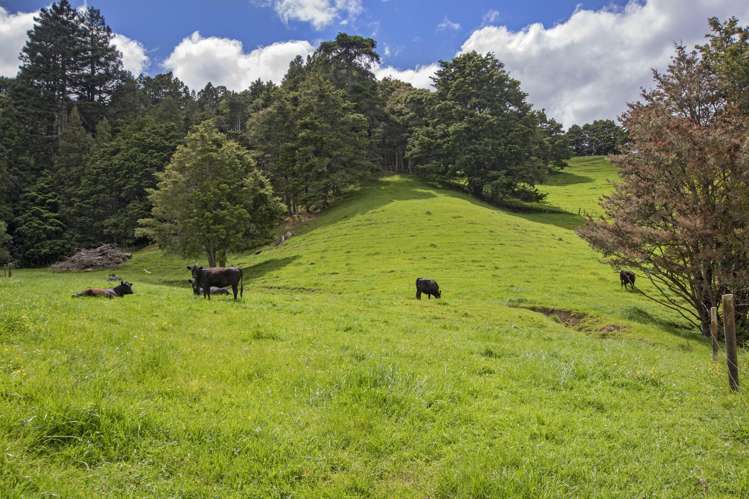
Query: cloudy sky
1 0 748 126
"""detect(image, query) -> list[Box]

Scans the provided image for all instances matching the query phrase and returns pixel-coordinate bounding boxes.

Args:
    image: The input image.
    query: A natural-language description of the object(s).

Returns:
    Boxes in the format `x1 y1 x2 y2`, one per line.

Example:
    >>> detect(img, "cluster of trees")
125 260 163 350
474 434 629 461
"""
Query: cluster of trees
0 1 569 266
580 17 749 341
565 119 628 156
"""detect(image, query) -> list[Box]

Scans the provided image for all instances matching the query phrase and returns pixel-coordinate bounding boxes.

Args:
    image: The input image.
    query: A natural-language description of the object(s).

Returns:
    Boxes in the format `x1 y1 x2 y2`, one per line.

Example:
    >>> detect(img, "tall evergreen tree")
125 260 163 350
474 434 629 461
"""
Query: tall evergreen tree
53 106 93 240
249 72 373 213
17 0 82 139
13 175 72 266
75 6 125 129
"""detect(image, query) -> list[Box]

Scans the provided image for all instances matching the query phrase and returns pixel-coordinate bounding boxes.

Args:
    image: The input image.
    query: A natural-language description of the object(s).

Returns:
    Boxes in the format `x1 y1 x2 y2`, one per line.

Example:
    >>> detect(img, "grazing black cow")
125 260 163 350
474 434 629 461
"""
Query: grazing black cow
73 281 134 298
416 278 441 300
188 279 231 296
620 270 636 290
188 265 243 301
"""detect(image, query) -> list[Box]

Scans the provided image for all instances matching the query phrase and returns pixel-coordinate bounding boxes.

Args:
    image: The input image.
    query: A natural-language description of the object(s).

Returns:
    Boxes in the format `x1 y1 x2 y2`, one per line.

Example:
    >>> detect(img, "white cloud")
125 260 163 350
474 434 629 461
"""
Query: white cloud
482 9 500 25
0 7 36 77
375 63 439 90
460 0 749 126
163 32 315 90
437 16 461 32
260 0 363 30
112 33 149 75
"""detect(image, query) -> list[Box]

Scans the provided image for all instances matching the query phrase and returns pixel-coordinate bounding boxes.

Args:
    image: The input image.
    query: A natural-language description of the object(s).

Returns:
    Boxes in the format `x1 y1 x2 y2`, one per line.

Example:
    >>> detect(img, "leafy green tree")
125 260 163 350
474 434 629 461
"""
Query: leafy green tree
379 78 431 172
565 120 627 156
249 72 373 213
139 121 284 266
408 52 562 201
700 17 749 112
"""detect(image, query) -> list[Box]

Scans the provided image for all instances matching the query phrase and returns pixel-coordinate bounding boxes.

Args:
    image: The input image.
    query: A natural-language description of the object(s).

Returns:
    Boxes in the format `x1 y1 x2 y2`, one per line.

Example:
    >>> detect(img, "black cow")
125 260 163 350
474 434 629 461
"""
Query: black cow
416 278 441 300
620 270 636 290
188 279 231 296
188 266 244 301
73 281 134 298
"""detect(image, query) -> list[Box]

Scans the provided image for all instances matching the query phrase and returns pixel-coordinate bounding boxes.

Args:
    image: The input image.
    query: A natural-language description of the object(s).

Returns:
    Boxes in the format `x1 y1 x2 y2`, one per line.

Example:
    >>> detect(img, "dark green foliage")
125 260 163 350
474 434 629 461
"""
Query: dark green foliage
248 72 373 214
140 121 285 266
78 115 182 246
0 221 10 264
565 120 627 156
13 176 72 266
408 52 568 201
53 106 94 240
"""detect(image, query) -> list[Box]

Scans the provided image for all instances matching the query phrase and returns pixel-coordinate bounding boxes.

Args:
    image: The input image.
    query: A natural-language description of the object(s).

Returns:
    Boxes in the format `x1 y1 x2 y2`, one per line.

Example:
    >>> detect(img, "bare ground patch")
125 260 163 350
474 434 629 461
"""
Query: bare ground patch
516 306 628 335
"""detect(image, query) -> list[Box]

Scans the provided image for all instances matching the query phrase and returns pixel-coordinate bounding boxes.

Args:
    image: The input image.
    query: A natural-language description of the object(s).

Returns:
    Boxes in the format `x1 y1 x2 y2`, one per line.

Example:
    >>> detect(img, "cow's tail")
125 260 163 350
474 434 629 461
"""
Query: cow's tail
240 268 244 299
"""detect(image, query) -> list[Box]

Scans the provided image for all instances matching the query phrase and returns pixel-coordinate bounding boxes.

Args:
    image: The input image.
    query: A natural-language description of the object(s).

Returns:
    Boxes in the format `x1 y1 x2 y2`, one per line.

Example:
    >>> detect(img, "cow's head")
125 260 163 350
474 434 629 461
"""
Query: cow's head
117 281 134 295
187 265 203 281
434 288 442 298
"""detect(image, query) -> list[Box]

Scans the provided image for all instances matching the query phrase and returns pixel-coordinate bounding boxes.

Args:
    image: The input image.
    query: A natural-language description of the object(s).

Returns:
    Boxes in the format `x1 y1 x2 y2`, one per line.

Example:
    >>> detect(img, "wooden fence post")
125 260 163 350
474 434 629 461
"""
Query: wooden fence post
711 306 719 362
722 294 739 391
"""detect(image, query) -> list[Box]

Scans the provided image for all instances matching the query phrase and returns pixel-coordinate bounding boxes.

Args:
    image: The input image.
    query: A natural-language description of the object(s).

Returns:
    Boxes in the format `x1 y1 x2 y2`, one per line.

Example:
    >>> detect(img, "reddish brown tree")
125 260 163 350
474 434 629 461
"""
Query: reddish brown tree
579 33 749 339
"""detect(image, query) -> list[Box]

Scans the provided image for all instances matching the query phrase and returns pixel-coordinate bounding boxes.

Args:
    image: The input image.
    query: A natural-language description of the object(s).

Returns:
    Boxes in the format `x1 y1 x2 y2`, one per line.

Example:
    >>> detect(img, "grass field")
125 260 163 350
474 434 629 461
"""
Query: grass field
1 156 748 497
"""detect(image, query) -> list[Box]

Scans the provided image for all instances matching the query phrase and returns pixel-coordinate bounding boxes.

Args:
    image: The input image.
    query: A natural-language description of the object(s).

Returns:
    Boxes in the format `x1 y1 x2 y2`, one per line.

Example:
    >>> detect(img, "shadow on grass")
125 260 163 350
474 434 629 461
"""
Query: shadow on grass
242 256 300 280
543 171 594 186
288 176 437 237
622 305 700 341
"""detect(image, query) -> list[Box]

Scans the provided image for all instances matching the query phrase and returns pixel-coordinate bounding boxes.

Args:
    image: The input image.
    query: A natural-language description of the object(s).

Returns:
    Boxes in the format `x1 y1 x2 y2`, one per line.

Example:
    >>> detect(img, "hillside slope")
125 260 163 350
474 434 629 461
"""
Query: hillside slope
1 157 748 497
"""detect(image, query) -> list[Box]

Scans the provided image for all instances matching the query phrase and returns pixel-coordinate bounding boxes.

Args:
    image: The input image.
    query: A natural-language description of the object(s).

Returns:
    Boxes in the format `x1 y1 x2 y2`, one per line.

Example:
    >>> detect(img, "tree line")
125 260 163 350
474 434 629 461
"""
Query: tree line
0 0 570 267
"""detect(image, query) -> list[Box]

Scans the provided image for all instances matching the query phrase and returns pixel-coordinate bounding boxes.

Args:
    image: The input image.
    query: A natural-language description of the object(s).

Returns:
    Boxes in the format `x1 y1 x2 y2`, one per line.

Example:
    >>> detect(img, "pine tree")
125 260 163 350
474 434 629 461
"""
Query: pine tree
53 106 93 240
18 0 83 139
249 72 373 213
13 175 72 266
75 6 125 129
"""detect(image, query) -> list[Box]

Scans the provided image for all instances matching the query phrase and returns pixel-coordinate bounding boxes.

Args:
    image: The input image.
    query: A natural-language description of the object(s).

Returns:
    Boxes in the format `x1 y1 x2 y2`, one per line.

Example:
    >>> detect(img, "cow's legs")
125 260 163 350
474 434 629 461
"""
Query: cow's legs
232 284 238 301
416 290 421 300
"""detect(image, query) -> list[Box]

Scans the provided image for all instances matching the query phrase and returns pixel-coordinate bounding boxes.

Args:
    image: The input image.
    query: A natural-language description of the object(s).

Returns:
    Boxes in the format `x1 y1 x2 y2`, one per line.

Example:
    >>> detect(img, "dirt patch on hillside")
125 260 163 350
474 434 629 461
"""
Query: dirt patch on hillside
526 306 588 328
51 244 131 272
517 305 628 335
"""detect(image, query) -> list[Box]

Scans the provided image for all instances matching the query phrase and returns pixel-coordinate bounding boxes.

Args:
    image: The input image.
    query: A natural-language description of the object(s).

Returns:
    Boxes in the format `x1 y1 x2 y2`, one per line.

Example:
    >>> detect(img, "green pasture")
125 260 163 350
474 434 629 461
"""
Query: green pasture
1 157 748 497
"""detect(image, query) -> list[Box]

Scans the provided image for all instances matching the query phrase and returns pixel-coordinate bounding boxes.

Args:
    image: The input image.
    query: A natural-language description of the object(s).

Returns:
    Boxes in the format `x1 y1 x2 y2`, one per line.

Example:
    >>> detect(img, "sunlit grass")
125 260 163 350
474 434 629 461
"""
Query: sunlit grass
1 158 748 496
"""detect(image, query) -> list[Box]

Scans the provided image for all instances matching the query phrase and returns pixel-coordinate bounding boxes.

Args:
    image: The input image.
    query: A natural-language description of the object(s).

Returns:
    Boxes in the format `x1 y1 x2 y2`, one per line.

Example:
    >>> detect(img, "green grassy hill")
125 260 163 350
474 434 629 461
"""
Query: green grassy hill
1 157 748 497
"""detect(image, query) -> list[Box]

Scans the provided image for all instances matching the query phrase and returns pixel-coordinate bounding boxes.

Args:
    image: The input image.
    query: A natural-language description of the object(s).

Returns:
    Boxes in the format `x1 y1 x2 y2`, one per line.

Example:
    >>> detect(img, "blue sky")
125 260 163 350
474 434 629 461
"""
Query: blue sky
3 0 627 71
2 0 749 125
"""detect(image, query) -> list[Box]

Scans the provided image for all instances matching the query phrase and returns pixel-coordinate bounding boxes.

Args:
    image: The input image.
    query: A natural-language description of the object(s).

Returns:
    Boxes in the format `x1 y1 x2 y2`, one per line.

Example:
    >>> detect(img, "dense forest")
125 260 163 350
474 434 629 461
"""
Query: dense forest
0 0 574 267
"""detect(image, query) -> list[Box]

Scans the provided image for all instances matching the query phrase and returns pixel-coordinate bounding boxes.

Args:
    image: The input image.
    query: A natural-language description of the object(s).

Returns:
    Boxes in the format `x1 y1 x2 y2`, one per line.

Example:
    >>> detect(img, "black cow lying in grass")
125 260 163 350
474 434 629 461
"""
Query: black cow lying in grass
188 265 244 301
188 279 231 296
416 278 441 300
73 281 134 298
620 270 636 290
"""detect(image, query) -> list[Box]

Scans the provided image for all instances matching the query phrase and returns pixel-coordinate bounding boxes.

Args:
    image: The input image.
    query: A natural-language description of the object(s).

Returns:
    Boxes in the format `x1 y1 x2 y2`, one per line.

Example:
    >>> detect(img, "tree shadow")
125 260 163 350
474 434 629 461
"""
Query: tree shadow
543 171 594 186
621 305 701 342
291 176 437 236
241 255 300 280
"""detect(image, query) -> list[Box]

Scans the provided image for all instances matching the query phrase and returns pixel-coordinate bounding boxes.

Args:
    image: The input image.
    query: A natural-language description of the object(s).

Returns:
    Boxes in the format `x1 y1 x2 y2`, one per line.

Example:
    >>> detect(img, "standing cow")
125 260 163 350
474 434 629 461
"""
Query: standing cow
620 270 636 290
188 265 244 301
416 278 441 300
